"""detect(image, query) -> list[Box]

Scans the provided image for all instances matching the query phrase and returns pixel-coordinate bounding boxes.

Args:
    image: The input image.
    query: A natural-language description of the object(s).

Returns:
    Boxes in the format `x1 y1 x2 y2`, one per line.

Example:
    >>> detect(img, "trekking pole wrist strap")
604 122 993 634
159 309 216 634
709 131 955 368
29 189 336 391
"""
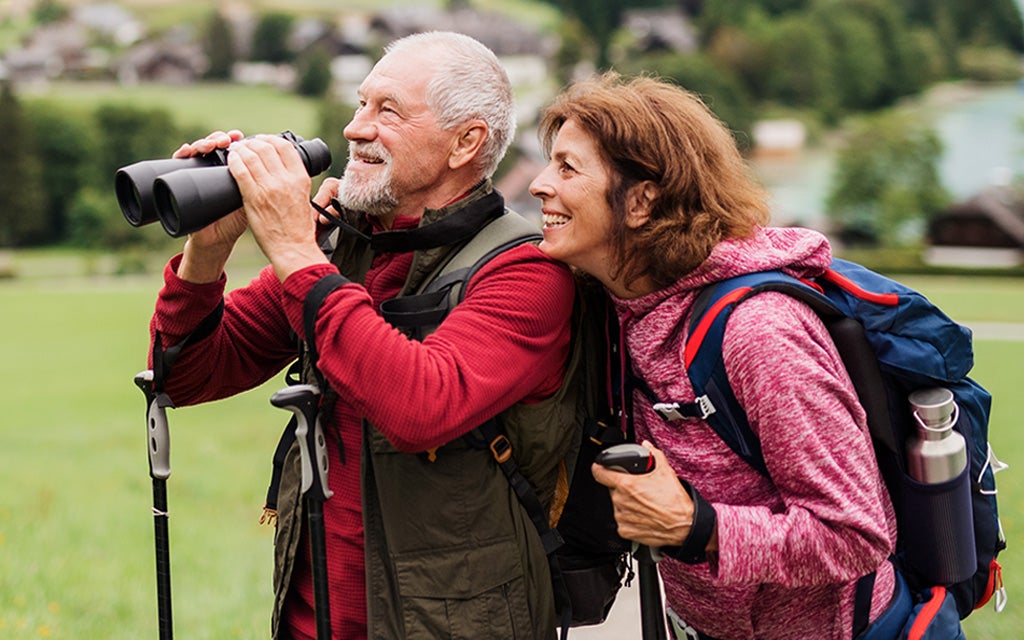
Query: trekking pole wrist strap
662 478 716 565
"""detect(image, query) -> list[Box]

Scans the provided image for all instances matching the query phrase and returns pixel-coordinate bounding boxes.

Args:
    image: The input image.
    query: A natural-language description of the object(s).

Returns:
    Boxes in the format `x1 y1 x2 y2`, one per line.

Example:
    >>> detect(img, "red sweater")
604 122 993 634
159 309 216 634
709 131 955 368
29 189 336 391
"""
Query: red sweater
149 222 574 640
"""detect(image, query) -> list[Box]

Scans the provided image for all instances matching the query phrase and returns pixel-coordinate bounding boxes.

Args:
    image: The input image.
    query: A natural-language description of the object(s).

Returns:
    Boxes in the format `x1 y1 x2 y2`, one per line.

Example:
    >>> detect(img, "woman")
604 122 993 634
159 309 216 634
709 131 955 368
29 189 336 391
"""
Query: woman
529 72 899 639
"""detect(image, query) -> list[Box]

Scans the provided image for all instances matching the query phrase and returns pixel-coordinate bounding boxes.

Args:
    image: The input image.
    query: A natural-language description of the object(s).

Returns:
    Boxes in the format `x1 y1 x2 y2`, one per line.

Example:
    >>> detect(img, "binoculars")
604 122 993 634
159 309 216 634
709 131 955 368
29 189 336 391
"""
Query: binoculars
116 131 332 237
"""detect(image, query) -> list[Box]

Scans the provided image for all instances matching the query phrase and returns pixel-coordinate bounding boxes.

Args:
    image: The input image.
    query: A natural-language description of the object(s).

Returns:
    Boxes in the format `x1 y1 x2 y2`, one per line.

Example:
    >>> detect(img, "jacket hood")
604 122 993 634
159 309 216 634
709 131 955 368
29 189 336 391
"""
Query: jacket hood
615 226 832 317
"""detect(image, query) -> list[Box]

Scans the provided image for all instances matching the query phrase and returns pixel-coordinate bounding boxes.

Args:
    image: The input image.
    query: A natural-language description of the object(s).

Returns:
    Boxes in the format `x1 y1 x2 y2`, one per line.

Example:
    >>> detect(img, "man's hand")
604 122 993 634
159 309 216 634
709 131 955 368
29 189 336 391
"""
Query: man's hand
313 177 342 225
227 135 329 282
592 441 695 548
176 130 248 284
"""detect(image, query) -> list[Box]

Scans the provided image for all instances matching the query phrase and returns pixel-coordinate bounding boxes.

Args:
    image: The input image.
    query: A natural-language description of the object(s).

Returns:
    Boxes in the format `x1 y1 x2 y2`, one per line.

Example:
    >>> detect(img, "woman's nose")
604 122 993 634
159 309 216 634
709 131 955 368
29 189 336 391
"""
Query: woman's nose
529 170 551 199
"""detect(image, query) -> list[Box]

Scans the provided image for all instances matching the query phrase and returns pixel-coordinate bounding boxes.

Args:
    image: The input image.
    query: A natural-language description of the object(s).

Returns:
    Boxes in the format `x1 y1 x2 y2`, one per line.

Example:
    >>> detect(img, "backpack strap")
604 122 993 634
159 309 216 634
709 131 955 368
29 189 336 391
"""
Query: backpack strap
380 210 541 339
641 270 894 477
638 270 891 635
474 416 566 553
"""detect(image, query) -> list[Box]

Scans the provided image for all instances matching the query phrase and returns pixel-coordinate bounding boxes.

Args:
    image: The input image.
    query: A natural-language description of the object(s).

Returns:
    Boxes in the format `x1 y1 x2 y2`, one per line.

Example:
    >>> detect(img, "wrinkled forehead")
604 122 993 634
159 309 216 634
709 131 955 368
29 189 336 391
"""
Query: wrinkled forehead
359 44 440 103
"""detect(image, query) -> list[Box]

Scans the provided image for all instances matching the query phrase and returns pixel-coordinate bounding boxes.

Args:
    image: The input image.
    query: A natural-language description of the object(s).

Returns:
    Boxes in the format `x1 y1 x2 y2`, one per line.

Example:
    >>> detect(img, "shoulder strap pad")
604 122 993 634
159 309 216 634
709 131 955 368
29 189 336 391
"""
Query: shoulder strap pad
380 210 541 339
681 269 897 475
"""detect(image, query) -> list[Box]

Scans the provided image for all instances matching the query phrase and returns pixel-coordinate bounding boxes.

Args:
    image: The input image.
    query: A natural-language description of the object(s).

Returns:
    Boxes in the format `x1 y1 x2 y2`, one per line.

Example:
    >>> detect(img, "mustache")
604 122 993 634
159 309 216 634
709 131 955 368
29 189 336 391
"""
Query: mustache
348 141 391 164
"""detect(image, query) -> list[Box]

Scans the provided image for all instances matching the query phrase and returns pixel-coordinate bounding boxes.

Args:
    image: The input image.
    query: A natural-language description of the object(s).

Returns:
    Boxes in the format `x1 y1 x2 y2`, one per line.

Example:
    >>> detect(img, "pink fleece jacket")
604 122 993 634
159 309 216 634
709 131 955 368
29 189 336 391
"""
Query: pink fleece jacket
616 227 897 639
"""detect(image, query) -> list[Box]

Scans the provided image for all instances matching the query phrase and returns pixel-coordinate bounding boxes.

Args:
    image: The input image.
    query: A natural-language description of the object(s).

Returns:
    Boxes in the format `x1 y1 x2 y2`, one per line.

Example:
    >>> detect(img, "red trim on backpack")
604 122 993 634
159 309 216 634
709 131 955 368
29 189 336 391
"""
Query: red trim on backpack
975 559 1003 609
797 277 825 294
821 269 900 306
684 287 752 368
908 586 947 640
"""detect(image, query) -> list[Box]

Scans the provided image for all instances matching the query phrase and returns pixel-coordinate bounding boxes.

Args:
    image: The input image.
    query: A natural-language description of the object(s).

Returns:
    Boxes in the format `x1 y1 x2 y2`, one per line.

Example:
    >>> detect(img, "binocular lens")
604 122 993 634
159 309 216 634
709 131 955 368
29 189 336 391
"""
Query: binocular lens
116 172 147 226
154 166 244 238
116 155 222 228
116 132 331 237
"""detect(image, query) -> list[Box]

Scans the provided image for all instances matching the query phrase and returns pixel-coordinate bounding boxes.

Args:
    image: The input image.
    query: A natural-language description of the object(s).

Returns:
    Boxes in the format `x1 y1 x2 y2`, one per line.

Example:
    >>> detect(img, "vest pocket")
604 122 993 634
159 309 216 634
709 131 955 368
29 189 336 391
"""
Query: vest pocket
393 538 530 639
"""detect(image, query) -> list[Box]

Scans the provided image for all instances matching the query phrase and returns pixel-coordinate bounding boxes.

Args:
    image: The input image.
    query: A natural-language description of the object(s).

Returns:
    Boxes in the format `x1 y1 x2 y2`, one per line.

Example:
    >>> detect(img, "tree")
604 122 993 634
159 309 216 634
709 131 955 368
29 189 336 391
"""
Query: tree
704 18 775 103
74 104 182 247
0 82 49 246
296 44 333 97
904 0 1024 52
25 102 98 243
826 111 950 247
561 0 620 69
32 0 67 24
763 14 838 119
847 0 927 104
550 0 672 69
93 104 180 183
553 16 596 86
811 6 887 113
315 96 355 185
202 10 237 80
251 12 295 64
620 51 756 146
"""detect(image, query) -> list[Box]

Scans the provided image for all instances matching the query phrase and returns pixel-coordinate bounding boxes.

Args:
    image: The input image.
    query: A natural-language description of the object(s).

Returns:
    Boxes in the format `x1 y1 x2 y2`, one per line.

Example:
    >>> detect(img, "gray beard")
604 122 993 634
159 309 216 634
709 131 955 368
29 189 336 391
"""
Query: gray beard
335 163 399 219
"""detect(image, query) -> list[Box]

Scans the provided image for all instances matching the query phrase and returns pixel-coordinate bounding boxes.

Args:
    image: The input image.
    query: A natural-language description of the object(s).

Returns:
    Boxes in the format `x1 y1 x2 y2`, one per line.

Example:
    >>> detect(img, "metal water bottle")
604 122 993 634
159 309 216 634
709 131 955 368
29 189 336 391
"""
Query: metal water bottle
903 386 976 585
906 387 967 483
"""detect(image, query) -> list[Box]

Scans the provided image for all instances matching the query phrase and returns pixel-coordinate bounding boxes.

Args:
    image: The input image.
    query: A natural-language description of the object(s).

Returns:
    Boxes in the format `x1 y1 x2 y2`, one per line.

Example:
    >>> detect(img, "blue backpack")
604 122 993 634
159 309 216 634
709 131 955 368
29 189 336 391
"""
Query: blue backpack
635 259 1006 627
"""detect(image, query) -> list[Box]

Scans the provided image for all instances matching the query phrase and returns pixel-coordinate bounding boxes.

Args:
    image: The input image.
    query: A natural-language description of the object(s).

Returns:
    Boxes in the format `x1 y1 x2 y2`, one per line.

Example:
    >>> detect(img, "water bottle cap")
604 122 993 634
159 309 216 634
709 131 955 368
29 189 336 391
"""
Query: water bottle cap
909 387 956 430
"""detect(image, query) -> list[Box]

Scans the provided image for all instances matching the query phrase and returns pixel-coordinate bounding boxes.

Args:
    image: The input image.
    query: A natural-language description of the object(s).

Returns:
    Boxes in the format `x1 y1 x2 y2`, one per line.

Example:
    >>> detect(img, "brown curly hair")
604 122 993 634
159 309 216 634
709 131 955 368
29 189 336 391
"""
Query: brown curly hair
537 72 771 291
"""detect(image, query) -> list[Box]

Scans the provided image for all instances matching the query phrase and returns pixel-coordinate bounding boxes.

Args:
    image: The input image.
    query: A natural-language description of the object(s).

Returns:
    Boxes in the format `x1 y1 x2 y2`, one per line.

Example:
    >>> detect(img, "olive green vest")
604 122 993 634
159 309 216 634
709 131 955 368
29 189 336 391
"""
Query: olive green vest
270 182 579 640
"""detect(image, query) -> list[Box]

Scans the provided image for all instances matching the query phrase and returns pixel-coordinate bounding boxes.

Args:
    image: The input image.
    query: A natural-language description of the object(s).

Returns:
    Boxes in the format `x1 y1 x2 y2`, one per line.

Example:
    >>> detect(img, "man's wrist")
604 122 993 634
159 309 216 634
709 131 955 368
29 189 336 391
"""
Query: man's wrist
269 244 330 283
178 240 231 284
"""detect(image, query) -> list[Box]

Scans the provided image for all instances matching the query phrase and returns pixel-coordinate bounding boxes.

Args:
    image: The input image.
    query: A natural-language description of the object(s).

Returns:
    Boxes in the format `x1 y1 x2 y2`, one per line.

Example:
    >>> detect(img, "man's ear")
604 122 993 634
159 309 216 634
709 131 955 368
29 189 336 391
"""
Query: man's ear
626 181 659 229
449 120 488 170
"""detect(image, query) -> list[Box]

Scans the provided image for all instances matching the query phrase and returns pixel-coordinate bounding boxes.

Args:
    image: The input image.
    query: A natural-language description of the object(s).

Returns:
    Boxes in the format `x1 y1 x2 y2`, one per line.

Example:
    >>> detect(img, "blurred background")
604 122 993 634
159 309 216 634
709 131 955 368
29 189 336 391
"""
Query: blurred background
1 0 1022 637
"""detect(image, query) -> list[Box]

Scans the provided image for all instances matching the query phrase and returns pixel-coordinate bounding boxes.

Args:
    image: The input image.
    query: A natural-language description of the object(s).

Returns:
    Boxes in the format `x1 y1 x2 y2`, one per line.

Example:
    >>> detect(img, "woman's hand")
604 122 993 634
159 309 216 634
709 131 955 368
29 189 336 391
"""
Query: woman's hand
591 441 696 548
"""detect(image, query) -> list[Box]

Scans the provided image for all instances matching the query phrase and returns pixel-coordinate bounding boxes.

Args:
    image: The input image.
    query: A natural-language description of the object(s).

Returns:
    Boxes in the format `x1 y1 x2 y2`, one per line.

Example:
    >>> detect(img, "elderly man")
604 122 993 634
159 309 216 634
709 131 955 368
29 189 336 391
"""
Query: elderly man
148 31 574 639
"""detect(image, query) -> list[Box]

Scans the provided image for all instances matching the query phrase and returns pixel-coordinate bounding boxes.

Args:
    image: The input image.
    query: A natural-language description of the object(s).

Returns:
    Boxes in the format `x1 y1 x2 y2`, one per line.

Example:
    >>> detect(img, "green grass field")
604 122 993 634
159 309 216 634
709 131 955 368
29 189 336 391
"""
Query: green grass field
0 257 1020 638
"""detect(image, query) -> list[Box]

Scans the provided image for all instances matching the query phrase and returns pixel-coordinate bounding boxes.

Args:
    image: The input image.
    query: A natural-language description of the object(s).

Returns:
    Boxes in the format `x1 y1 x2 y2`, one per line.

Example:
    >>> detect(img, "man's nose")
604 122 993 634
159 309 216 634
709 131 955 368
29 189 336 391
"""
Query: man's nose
344 109 377 143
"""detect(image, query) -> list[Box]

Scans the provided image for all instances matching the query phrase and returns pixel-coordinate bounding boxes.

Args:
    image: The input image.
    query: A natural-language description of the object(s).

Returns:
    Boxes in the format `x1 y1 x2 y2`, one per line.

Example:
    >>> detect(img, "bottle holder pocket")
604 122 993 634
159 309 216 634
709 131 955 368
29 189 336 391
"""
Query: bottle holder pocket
899 466 976 585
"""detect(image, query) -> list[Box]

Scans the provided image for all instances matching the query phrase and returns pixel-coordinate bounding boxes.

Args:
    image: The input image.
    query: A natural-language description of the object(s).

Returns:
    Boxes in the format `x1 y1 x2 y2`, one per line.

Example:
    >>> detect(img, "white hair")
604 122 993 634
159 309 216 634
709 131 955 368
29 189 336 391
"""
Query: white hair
383 31 517 179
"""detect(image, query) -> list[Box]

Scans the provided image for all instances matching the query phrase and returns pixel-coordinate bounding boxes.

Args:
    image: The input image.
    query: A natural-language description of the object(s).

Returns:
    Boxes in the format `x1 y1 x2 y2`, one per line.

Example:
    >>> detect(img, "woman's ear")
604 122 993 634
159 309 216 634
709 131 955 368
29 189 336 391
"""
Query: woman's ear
626 181 659 229
449 120 488 170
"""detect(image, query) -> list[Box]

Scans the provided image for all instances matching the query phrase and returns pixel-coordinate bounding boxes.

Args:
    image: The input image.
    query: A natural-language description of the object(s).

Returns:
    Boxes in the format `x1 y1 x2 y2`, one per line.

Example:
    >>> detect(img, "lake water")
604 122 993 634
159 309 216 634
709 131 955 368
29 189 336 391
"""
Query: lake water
750 83 1024 229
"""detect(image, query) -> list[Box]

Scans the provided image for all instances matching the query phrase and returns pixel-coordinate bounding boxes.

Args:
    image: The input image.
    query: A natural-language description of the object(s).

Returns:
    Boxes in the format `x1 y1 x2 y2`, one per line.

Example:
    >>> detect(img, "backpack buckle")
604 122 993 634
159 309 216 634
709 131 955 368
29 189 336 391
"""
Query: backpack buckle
653 396 716 421
489 434 513 464
693 395 716 420
653 402 685 421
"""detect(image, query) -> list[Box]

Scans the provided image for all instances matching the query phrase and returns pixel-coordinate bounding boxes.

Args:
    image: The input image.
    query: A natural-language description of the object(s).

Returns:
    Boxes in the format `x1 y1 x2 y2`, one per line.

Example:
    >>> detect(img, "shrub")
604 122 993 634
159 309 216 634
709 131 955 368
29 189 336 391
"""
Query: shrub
958 46 1024 82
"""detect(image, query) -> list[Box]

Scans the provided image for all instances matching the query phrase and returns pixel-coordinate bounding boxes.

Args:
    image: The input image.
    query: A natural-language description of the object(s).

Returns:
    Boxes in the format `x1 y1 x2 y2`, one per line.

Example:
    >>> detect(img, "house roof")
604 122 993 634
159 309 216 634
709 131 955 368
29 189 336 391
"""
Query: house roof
937 185 1024 246
369 7 548 56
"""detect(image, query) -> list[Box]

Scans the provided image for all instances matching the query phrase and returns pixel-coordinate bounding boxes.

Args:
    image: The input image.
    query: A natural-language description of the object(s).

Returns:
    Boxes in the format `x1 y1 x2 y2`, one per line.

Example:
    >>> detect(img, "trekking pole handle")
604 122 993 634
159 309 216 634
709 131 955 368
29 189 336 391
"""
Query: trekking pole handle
595 443 655 474
270 384 333 500
135 370 173 480
595 444 665 562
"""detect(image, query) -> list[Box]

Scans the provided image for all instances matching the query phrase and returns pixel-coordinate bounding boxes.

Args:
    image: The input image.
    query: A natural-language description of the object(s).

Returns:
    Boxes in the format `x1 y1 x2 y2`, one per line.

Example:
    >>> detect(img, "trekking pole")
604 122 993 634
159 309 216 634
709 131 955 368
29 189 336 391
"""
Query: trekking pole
134 370 174 640
635 545 667 640
594 444 668 640
270 384 334 640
